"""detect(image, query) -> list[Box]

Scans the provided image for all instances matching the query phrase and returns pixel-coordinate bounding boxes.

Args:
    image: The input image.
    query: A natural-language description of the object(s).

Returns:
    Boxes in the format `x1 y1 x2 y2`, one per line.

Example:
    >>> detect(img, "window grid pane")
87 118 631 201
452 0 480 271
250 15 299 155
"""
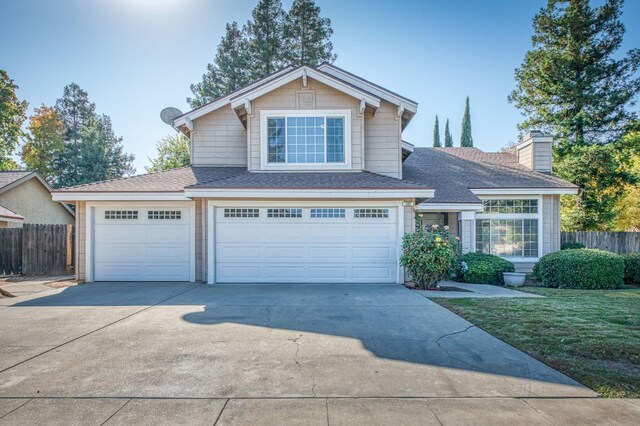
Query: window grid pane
326 117 344 163
224 208 259 218
475 219 538 258
310 208 346 218
286 116 325 163
354 208 389 218
268 118 286 163
105 210 138 220
482 199 538 214
267 208 303 218
148 210 181 220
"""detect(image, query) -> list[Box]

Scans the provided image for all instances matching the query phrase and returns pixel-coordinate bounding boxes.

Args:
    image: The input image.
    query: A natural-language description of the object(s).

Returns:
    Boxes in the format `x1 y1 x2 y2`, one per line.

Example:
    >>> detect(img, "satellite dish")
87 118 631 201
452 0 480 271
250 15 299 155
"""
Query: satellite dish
160 107 183 125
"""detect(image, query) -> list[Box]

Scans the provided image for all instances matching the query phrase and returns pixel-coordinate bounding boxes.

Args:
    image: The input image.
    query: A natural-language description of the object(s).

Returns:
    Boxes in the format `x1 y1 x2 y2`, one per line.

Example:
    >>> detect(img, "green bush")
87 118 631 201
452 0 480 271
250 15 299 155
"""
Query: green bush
457 252 515 284
400 225 460 289
561 242 586 250
533 249 624 289
623 253 640 285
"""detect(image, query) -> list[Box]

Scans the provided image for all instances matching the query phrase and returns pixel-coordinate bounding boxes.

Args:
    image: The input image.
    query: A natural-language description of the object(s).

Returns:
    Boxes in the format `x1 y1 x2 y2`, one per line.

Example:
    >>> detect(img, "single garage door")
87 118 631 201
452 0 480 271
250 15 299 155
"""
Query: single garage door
94 206 191 281
215 207 399 283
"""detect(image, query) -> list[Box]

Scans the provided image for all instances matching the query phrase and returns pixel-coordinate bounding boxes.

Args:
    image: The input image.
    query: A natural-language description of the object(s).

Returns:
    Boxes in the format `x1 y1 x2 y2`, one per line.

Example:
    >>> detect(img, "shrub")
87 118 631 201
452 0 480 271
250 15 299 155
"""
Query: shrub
400 225 460 289
533 249 624 289
623 253 640 285
561 242 586 250
457 252 515 285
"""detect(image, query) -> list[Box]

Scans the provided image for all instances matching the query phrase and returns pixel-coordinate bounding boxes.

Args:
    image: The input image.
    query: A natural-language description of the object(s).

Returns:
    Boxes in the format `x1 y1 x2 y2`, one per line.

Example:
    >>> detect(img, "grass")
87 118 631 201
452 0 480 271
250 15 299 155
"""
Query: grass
433 287 640 398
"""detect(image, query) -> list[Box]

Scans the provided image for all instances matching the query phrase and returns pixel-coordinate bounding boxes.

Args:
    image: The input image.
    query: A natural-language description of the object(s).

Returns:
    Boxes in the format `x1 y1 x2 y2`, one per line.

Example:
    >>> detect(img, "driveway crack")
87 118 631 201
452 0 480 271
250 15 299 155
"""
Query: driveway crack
435 325 475 366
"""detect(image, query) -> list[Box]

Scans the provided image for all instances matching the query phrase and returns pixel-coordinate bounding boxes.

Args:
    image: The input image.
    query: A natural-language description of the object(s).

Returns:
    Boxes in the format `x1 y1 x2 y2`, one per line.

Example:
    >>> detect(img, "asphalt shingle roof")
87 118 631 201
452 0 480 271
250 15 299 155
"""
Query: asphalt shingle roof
0 204 23 221
0 171 33 190
403 147 577 204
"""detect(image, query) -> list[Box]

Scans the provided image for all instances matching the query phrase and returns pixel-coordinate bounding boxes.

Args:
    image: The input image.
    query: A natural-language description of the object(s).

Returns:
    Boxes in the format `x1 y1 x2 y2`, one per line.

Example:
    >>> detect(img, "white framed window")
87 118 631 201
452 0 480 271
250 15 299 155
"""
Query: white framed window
354 208 389 218
475 198 540 258
224 208 259 218
148 210 182 220
261 110 351 170
105 210 138 220
267 208 303 218
310 208 346 218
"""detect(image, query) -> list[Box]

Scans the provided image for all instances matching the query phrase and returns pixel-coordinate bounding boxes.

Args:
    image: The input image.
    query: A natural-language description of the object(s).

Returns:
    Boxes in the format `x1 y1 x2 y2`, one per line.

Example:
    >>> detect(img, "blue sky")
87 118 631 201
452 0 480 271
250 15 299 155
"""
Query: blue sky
2 0 639 173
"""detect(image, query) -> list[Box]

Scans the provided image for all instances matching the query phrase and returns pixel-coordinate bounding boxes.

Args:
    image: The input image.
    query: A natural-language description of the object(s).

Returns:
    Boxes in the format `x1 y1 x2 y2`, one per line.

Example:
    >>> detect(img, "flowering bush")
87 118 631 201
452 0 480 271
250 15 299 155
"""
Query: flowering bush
400 221 460 289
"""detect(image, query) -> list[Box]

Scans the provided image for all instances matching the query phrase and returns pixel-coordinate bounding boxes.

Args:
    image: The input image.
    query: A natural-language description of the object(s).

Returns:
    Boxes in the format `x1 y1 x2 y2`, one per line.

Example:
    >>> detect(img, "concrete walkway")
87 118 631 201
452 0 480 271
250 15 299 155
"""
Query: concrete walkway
0 276 76 298
418 281 544 298
1 397 638 425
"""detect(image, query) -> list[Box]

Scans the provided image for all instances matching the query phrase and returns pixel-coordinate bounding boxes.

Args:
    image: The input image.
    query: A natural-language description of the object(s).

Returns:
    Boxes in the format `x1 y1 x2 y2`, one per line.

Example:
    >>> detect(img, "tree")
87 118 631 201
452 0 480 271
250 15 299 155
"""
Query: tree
146 134 190 173
246 0 287 79
188 22 252 108
509 0 640 145
284 0 336 66
0 70 28 170
460 96 473 147
432 115 441 147
21 106 64 182
613 128 640 230
53 83 135 188
444 118 453 147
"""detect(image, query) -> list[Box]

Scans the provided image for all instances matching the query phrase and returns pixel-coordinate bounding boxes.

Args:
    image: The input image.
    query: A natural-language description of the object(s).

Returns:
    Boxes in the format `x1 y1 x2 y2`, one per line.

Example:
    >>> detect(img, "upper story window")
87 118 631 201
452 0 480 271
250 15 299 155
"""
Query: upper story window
261 110 351 169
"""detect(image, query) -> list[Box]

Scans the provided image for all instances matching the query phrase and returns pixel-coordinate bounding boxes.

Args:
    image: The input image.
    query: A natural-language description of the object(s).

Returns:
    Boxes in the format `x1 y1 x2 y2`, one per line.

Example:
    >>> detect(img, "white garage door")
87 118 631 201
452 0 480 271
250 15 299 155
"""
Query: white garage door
215 207 399 283
94 206 192 281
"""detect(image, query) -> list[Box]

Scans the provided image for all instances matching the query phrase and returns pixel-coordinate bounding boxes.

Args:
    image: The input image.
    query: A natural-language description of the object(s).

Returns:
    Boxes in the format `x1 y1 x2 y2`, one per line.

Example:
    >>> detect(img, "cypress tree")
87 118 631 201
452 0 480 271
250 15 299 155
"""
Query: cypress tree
460 96 473 147
444 118 453 147
432 115 441 147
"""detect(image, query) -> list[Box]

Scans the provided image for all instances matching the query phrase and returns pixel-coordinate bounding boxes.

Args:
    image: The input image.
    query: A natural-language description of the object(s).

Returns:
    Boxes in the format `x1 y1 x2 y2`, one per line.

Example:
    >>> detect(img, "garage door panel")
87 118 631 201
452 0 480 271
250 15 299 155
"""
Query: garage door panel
94 264 141 281
95 245 145 262
217 264 261 282
95 226 146 244
352 246 393 260
352 266 393 280
307 226 348 240
308 246 348 259
143 264 190 281
264 226 305 241
308 267 348 280
217 246 261 261
143 226 190 244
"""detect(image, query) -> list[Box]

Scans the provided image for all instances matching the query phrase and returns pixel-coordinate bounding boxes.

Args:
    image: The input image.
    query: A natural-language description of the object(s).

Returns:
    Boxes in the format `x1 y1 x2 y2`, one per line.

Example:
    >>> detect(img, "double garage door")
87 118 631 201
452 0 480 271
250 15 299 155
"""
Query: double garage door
215 206 400 283
92 204 400 283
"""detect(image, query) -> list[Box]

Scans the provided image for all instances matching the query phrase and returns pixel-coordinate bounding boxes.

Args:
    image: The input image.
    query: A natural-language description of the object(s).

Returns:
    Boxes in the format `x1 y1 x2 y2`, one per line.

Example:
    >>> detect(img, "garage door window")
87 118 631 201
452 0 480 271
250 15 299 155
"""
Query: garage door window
148 210 181 220
354 208 389 218
310 208 345 218
267 208 303 218
104 210 138 220
224 208 259 218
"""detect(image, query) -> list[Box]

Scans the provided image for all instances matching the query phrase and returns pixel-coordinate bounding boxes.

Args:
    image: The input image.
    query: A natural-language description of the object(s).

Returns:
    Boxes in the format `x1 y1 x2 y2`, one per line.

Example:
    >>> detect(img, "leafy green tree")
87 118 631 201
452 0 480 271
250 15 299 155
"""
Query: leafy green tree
460 96 473 147
432 115 441 147
444 118 453 147
0 70 28 170
509 0 640 145
284 0 336 66
54 83 135 188
188 22 251 108
146 134 190 173
246 0 287 79
21 106 64 182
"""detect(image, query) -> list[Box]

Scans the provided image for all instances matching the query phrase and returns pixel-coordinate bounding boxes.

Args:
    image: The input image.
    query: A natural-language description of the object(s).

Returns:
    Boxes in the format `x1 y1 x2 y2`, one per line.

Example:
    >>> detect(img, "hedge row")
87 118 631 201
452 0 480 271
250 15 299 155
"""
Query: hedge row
533 249 625 289
457 252 515 285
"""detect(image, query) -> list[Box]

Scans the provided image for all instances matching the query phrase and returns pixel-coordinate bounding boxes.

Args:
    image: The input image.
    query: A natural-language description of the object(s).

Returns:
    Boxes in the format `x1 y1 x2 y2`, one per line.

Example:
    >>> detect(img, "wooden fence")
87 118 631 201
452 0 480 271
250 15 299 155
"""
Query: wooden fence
0 224 74 275
561 231 640 255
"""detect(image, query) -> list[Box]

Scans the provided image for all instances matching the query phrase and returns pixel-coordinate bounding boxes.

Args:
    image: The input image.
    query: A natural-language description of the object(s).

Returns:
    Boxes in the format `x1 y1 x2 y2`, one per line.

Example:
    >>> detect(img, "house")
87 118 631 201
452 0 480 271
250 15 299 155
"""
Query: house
51 64 577 284
0 171 75 228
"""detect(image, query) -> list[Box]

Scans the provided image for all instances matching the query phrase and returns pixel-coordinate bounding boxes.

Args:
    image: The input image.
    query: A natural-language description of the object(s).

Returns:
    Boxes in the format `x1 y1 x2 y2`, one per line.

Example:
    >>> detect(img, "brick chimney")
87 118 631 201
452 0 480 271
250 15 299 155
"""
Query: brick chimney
515 131 553 173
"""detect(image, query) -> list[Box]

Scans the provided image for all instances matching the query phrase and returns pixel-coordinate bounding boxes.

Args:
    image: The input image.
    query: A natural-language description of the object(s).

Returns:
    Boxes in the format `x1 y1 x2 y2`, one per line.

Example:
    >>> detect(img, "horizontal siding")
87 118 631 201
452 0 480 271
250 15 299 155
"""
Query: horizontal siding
76 202 86 281
542 194 560 255
364 100 401 178
517 145 533 169
533 142 552 172
195 199 203 282
192 106 247 166
248 79 363 171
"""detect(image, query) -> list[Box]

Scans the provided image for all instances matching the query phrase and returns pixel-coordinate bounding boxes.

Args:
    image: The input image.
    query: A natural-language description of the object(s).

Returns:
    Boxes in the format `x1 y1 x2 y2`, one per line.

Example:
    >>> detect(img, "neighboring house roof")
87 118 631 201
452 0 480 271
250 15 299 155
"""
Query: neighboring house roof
0 204 24 222
173 64 416 129
0 171 75 217
403 148 578 204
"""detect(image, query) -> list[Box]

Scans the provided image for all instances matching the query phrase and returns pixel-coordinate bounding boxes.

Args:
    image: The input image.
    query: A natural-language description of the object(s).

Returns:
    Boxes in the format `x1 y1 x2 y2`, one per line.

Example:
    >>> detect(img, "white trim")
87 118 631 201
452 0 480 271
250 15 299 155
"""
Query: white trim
184 188 434 199
401 140 414 153
317 63 418 113
397 204 404 284
229 67 381 110
85 204 94 282
207 202 215 284
459 211 476 221
259 109 352 170
471 188 578 195
205 200 408 207
189 205 196 282
0 216 24 223
52 192 189 202
417 203 482 212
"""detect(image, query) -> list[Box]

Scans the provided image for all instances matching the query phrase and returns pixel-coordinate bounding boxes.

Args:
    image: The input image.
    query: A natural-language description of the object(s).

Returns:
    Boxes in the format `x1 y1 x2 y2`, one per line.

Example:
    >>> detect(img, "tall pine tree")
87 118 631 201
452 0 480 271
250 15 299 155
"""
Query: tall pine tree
246 0 287 79
444 118 453 147
432 115 441 147
460 97 473 147
509 0 640 146
0 70 28 170
188 22 251 108
284 0 336 66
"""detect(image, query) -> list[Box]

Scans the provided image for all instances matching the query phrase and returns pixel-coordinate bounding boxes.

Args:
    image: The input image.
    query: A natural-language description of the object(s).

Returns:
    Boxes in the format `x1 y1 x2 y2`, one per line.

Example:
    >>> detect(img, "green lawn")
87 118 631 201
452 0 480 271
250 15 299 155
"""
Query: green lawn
433 287 640 398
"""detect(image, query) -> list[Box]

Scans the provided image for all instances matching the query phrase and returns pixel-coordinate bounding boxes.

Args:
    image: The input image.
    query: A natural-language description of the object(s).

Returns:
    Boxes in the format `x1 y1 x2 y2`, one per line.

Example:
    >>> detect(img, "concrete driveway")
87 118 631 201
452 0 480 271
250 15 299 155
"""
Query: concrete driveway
1 281 610 424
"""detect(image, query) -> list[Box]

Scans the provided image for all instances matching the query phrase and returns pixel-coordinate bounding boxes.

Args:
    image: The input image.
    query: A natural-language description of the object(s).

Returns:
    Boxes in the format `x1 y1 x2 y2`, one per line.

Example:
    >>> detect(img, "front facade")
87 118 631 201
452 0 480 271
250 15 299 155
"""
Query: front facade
0 171 75 228
52 64 577 284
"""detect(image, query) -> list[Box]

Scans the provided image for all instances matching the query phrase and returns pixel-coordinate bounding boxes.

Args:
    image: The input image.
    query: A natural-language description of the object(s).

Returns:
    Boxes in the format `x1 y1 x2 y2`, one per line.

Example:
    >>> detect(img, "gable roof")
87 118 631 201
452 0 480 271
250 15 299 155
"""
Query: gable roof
0 204 24 222
403 147 578 204
174 64 416 129
0 171 75 217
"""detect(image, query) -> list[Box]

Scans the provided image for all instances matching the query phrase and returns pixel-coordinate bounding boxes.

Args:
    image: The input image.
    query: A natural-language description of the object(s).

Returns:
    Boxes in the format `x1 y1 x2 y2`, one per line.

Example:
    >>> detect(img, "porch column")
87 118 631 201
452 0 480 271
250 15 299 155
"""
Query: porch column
458 211 476 253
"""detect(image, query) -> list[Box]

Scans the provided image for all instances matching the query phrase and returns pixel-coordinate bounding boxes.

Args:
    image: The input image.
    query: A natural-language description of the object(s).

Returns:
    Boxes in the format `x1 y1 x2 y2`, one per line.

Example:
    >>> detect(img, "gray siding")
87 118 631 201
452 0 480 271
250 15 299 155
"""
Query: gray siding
191 106 247 167
364 100 402 178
